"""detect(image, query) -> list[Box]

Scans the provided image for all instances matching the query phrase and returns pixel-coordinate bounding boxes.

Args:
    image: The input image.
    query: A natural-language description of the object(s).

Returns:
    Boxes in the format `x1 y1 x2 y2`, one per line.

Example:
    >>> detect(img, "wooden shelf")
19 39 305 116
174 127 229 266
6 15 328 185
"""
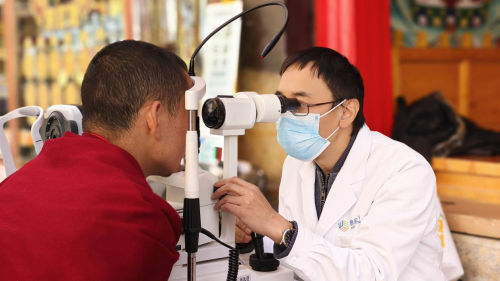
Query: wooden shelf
396 48 500 62
433 156 500 178
441 196 500 239
433 156 500 205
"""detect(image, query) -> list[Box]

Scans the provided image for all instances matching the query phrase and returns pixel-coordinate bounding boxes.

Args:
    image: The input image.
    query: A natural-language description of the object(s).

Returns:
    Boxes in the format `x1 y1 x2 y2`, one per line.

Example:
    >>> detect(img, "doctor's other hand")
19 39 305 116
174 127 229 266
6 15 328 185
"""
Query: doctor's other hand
212 177 292 244
236 218 252 243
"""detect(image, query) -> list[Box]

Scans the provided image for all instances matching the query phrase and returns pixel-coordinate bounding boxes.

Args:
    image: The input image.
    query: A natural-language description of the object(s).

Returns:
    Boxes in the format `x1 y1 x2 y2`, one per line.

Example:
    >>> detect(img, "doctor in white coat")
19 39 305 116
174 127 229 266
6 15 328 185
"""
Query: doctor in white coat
212 47 447 281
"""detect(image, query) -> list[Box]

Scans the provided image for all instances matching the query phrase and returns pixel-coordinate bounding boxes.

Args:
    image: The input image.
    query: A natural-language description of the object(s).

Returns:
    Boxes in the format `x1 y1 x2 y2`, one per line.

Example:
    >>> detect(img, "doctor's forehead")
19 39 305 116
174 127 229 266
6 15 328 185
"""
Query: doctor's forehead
276 65 331 102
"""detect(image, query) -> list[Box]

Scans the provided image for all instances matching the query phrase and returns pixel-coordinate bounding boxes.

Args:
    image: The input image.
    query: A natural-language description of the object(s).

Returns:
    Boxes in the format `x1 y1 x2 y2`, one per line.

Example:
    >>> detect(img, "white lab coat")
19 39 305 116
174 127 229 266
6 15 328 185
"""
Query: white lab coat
276 125 447 281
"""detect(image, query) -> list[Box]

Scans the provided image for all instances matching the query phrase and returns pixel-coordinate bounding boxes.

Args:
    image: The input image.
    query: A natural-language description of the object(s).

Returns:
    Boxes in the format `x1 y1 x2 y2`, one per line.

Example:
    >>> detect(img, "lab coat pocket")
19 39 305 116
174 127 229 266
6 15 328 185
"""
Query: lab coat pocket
335 233 355 248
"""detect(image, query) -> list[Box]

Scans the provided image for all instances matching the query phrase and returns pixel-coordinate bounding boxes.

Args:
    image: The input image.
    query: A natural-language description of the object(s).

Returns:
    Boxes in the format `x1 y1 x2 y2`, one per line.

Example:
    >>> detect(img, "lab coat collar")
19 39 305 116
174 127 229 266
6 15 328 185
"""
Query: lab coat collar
300 125 372 236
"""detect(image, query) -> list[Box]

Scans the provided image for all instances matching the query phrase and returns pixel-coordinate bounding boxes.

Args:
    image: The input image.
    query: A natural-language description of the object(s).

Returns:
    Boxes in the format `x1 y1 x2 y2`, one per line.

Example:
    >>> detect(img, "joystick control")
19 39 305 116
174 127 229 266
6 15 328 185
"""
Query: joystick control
249 232 280 272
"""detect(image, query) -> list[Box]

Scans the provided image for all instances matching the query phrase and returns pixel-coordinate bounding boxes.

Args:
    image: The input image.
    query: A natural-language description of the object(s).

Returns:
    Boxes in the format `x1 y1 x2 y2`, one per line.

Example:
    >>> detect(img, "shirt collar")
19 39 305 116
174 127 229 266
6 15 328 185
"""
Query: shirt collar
316 133 357 178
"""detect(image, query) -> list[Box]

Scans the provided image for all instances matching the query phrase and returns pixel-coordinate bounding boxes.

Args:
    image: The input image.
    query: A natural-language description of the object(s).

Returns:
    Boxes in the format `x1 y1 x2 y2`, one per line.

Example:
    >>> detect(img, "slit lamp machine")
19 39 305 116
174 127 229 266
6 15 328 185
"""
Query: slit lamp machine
0 2 299 280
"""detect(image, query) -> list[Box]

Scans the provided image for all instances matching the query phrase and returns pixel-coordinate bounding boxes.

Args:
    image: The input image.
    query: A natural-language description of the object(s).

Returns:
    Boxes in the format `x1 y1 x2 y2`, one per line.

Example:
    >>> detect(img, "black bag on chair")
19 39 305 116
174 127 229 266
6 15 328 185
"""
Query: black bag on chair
392 92 500 162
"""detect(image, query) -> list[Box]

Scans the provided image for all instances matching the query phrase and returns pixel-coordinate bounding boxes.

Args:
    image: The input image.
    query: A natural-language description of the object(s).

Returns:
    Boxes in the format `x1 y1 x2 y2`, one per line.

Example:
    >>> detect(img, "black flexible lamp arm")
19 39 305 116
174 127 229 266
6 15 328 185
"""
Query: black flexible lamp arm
188 1 289 76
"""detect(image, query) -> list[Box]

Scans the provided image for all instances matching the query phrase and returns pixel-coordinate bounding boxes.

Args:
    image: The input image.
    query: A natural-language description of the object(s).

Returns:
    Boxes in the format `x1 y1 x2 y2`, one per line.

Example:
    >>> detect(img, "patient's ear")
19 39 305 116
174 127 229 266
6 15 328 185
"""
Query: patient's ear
339 99 359 128
146 101 163 140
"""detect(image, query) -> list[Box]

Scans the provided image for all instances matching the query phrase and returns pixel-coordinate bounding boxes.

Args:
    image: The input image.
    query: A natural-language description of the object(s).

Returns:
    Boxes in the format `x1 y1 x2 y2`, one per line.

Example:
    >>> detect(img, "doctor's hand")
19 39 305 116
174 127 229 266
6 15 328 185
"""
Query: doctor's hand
236 218 252 243
212 177 292 244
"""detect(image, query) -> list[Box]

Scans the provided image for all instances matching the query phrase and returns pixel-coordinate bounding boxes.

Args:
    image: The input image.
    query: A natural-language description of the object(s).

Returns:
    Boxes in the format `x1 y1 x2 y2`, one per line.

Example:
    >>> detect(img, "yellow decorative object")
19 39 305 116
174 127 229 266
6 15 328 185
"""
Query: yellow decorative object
58 71 69 88
439 32 450 48
63 33 75 79
109 0 123 16
65 82 81 105
56 6 66 30
22 38 35 79
96 27 106 43
460 33 473 48
45 8 55 31
393 30 403 48
51 83 63 105
24 82 37 125
78 31 90 80
79 47 91 77
36 37 48 80
416 31 428 48
96 27 107 51
483 32 493 48
38 82 50 110
433 17 442 28
69 4 81 28
460 18 469 28
24 81 37 106
48 36 61 80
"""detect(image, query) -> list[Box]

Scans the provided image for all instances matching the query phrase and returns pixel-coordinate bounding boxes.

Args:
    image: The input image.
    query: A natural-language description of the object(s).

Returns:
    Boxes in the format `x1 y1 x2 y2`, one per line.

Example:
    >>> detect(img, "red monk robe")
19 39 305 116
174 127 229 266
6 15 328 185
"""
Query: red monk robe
0 132 182 280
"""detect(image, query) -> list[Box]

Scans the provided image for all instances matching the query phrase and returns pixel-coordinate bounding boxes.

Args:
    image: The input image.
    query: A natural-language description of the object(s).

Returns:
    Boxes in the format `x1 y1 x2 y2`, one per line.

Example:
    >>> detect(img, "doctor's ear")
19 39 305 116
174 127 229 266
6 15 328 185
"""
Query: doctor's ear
339 99 359 128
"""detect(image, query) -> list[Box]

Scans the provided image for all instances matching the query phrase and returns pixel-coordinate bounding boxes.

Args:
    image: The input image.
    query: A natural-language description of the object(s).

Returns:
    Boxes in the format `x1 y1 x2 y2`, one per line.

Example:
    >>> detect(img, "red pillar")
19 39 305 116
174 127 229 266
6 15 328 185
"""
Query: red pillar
315 0 393 136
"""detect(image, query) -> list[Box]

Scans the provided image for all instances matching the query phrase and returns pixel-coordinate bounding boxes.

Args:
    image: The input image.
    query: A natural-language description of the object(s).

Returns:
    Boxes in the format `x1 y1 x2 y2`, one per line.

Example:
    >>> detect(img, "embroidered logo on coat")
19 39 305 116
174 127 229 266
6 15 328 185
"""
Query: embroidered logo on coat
349 215 361 230
339 215 362 232
338 220 350 232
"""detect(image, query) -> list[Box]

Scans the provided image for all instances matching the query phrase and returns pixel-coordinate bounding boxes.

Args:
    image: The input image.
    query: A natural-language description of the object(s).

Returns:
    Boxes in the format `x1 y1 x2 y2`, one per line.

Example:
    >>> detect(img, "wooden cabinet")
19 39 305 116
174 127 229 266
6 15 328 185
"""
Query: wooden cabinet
392 48 500 132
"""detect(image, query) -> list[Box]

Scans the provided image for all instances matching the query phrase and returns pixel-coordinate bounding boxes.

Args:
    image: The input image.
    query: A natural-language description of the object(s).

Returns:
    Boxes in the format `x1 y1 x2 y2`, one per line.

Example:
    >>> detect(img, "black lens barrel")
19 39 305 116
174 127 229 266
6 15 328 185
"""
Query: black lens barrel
202 98 226 129
276 95 300 113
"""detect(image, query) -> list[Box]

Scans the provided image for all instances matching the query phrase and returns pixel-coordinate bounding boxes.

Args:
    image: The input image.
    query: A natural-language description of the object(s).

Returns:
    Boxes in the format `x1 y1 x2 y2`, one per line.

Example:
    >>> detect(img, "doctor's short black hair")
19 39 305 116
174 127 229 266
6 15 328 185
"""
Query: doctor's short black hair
81 40 189 139
280 47 365 135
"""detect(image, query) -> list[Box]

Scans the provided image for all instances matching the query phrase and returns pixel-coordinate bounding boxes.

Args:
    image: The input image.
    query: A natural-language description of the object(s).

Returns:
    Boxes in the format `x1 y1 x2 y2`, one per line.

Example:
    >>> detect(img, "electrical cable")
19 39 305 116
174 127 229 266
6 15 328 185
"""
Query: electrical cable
188 1 289 76
201 228 239 281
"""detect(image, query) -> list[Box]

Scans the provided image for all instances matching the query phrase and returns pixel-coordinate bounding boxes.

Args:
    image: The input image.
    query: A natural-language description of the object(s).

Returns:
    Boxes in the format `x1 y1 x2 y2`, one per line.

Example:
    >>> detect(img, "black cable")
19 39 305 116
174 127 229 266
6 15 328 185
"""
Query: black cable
188 1 289 76
200 228 234 250
200 228 239 281
227 248 239 281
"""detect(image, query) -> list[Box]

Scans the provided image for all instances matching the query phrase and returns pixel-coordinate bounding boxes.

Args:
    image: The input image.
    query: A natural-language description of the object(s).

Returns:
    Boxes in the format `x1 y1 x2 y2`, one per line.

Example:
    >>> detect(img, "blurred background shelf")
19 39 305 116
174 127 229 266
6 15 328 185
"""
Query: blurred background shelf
397 48 500 62
440 195 500 239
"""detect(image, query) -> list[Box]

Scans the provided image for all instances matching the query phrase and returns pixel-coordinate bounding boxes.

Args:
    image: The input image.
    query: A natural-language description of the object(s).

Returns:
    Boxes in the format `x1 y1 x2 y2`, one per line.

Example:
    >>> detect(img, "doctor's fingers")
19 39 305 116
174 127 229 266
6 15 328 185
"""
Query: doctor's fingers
235 225 252 243
219 202 243 218
214 193 244 211
212 183 248 200
236 218 252 235
215 177 258 191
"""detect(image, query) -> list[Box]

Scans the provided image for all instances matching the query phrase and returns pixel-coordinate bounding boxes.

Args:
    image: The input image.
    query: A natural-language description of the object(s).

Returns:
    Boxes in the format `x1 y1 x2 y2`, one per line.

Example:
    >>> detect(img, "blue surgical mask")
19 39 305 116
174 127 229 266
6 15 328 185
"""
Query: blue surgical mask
276 100 346 162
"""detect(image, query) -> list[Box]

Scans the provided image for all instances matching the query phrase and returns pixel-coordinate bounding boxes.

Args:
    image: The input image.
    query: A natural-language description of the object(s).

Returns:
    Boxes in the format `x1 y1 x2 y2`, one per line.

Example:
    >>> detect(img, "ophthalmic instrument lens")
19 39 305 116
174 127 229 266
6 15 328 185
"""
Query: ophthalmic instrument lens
202 98 226 129
201 94 301 129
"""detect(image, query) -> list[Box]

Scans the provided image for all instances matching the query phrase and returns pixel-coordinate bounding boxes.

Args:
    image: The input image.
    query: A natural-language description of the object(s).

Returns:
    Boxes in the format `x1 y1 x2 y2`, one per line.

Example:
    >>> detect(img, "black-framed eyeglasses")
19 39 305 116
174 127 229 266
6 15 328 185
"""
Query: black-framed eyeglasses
291 100 341 116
